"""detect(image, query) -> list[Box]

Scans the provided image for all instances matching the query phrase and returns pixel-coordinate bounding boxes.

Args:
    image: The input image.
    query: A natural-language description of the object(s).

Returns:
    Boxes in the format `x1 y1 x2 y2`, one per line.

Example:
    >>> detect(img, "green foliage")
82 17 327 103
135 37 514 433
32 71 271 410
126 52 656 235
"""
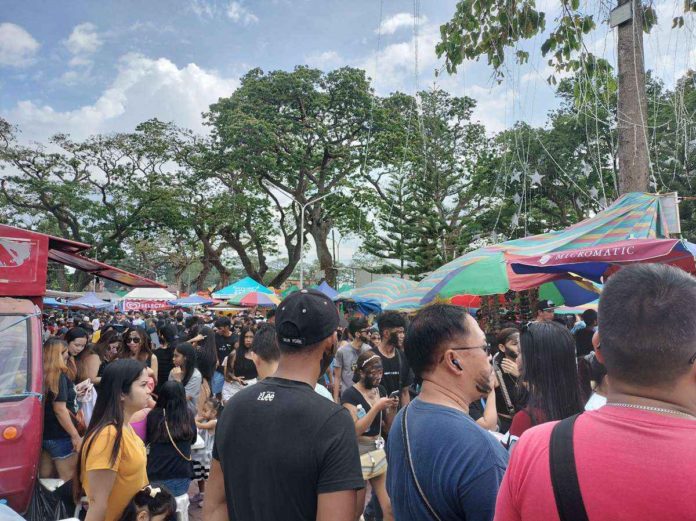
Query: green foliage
436 1 688 84
205 66 379 285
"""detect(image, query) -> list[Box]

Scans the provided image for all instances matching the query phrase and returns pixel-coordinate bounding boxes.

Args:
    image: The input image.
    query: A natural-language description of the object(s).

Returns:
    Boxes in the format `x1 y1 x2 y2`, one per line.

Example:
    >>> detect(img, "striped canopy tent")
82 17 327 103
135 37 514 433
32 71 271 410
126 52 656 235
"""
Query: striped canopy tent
335 277 417 313
385 279 600 312
420 192 679 305
554 299 599 315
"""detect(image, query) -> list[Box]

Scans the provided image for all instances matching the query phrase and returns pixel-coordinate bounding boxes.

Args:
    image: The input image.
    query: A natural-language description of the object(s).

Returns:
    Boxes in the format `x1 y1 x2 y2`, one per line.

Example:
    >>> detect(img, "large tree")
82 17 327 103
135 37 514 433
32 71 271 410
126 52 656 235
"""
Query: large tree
362 89 494 278
0 119 175 289
205 66 378 286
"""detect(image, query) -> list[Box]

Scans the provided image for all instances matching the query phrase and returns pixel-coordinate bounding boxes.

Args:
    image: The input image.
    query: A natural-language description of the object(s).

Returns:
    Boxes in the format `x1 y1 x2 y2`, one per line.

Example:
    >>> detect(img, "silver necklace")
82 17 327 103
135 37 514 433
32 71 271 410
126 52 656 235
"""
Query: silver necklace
607 402 696 420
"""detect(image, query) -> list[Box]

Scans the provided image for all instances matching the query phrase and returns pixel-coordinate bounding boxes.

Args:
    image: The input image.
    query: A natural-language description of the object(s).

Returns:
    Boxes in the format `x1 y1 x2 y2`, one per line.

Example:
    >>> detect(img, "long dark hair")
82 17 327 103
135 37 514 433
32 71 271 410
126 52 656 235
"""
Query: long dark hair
237 326 254 356
64 326 89 344
174 342 197 387
118 326 152 362
147 380 195 444
93 327 120 362
195 325 218 384
158 323 179 349
74 359 146 501
519 321 584 422
64 327 90 381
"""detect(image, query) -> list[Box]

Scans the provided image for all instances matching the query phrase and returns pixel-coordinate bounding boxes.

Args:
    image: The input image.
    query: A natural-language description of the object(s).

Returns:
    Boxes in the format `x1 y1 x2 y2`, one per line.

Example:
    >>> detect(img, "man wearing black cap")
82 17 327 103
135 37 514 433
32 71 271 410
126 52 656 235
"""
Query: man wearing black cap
533 299 555 323
205 289 364 521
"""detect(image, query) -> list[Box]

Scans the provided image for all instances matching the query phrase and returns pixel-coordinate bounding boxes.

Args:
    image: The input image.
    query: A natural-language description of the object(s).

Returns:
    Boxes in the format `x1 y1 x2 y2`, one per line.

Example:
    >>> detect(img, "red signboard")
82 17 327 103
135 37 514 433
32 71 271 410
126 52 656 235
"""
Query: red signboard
0 234 48 297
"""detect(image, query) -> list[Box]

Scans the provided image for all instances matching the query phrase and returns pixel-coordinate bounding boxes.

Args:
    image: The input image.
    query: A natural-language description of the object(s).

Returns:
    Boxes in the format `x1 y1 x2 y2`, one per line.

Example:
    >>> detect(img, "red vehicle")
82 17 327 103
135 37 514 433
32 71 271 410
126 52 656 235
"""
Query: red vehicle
0 224 163 514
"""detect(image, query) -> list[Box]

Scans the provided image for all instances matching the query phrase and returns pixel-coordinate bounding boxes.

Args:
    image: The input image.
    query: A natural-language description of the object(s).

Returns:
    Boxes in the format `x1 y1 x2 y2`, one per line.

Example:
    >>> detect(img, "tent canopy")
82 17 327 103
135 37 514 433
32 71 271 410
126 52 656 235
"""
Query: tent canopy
336 277 417 312
315 281 338 300
212 277 273 299
122 287 177 300
281 284 299 297
67 292 112 309
168 295 214 307
419 192 680 304
508 238 695 282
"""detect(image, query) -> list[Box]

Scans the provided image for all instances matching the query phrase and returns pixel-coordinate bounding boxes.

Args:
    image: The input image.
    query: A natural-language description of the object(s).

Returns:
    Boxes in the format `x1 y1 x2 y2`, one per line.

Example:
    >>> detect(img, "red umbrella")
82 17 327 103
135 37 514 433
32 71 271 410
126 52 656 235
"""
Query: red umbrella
450 294 506 308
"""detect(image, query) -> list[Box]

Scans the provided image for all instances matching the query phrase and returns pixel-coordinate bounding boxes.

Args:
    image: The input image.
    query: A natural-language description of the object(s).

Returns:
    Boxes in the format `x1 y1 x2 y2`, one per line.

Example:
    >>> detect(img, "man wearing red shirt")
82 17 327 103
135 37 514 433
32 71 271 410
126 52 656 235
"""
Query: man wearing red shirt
495 264 696 521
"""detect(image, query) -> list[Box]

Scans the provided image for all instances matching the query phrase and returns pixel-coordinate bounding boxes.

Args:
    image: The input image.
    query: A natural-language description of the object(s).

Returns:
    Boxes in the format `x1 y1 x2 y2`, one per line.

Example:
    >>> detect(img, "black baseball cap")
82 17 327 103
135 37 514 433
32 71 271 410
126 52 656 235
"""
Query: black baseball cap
276 289 339 348
536 299 556 312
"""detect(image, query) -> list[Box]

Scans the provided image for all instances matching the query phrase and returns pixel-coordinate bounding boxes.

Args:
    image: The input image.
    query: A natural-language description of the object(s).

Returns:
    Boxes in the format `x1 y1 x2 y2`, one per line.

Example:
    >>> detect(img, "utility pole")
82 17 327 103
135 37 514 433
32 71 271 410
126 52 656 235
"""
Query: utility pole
613 0 651 193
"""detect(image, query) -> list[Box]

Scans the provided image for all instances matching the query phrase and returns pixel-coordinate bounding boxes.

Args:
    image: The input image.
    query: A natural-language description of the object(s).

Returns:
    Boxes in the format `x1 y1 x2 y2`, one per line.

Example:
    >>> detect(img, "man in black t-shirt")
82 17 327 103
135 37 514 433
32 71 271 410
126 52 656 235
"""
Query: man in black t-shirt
372 311 413 406
213 316 235 395
205 289 364 521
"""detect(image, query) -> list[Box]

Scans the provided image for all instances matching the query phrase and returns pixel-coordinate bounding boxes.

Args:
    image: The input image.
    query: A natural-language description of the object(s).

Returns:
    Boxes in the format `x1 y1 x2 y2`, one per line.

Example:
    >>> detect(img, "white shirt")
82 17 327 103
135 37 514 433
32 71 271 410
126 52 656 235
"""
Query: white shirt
585 392 607 411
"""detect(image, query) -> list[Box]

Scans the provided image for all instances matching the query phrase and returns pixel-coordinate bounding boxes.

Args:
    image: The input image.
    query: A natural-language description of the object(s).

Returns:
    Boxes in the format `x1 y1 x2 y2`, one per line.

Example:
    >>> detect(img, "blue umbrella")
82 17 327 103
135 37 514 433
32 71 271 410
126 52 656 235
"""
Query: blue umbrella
168 295 215 307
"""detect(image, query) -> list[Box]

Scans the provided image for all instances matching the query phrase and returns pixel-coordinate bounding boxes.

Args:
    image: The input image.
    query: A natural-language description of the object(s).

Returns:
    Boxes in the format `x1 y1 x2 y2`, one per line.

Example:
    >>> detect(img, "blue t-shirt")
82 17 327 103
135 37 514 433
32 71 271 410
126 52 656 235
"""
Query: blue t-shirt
386 399 508 521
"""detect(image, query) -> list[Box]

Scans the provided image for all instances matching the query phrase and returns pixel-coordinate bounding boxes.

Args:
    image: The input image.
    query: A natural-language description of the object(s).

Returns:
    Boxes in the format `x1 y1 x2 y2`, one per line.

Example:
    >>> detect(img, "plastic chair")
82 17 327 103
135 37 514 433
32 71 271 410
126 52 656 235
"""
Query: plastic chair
38 478 65 492
175 493 190 521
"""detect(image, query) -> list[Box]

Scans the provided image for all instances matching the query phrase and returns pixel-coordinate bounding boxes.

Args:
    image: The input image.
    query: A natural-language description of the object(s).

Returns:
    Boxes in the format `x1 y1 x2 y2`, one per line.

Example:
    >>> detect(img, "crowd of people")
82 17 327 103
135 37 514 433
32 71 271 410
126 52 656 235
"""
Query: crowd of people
37 262 696 521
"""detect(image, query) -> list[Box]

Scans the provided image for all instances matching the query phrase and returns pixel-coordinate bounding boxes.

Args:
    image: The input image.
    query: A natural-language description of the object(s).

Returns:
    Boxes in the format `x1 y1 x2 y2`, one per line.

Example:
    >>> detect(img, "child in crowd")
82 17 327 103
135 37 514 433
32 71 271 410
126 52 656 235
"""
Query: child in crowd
190 396 220 505
117 485 176 521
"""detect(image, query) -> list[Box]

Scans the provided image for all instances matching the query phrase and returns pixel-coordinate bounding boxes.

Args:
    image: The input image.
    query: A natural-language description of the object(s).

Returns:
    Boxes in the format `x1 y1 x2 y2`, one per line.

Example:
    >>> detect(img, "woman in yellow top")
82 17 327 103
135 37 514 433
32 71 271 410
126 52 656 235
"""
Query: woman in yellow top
75 359 151 521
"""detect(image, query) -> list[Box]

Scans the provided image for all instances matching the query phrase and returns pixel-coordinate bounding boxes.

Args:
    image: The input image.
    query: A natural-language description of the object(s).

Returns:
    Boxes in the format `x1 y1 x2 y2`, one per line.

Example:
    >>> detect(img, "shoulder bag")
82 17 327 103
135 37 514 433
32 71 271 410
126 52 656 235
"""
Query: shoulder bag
401 404 443 521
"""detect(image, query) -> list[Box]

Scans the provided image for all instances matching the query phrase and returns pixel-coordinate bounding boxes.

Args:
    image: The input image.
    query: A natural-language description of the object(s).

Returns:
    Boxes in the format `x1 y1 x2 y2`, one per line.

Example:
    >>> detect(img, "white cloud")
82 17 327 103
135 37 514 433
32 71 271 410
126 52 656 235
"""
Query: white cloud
0 23 40 67
65 23 102 56
378 12 427 35
360 20 444 95
4 53 239 142
226 1 259 25
188 0 215 19
305 50 342 69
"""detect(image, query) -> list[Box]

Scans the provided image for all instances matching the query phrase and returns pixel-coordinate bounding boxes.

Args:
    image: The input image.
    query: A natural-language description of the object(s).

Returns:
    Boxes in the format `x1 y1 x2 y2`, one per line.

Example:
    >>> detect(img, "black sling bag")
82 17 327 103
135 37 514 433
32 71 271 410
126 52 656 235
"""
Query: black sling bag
549 413 589 521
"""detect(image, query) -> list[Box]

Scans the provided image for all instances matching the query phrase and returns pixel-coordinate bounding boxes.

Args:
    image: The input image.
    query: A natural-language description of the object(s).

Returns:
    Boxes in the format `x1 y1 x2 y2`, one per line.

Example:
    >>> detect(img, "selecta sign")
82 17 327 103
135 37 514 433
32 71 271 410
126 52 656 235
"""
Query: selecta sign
121 299 172 311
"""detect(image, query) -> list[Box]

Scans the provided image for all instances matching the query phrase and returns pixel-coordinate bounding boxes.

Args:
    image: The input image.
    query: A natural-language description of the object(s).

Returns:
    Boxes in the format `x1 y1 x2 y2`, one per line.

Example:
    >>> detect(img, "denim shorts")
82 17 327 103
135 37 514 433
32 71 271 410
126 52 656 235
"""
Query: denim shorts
152 478 191 497
42 437 75 460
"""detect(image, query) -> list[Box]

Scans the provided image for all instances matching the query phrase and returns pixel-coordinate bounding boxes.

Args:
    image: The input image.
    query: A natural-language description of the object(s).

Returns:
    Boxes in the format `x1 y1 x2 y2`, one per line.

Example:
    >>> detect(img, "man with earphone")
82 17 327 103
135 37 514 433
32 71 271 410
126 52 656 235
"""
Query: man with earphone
384 304 508 521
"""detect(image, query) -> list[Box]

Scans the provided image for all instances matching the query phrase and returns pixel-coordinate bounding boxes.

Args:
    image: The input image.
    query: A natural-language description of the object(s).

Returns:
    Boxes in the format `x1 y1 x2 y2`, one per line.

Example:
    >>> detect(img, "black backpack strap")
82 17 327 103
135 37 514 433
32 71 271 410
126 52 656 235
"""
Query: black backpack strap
549 413 589 521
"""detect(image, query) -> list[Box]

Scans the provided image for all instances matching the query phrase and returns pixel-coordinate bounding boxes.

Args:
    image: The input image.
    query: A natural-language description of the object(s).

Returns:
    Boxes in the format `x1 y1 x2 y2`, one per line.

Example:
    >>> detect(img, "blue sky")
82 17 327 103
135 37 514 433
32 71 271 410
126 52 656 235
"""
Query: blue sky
0 0 560 143
1 0 694 264
1 0 693 144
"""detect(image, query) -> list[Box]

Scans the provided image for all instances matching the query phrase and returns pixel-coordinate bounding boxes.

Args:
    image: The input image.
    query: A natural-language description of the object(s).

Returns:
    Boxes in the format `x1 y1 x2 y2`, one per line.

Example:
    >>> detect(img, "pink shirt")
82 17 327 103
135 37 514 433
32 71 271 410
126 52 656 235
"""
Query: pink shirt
495 406 696 521
130 418 147 442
